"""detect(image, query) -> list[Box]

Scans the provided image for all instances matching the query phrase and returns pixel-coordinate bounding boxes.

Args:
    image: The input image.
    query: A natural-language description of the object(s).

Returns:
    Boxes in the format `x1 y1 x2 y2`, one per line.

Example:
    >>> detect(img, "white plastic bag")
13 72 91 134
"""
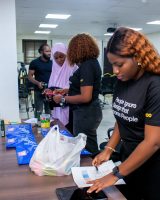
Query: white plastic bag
29 125 87 176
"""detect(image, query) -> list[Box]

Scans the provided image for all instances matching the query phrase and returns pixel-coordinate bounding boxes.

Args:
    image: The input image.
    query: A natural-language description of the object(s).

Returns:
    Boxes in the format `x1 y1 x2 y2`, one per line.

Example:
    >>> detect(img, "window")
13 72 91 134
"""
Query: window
23 39 47 64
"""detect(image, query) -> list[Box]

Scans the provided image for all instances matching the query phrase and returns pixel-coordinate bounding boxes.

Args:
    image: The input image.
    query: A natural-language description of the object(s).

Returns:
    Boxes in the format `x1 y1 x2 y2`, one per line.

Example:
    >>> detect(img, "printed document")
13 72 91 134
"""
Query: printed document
71 160 125 188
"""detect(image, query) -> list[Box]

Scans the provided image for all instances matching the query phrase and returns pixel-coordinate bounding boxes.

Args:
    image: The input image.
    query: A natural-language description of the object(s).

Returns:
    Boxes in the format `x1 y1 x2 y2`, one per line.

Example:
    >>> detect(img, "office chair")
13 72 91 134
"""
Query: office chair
100 73 117 107
99 127 122 162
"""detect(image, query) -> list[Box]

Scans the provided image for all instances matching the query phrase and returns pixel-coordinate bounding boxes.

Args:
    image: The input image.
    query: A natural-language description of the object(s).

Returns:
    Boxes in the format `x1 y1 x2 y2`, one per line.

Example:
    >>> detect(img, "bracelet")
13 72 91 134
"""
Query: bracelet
105 146 116 152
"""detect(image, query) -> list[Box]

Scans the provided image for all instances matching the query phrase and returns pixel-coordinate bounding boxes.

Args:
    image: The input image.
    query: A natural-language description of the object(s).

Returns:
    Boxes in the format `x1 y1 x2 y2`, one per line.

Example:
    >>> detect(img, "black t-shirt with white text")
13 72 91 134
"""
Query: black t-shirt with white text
113 72 160 158
68 59 102 104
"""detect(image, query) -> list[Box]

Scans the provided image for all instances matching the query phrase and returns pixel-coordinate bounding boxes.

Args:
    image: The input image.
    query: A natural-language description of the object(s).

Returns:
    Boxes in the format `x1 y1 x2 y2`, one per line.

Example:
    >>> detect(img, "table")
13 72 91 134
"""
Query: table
0 122 126 200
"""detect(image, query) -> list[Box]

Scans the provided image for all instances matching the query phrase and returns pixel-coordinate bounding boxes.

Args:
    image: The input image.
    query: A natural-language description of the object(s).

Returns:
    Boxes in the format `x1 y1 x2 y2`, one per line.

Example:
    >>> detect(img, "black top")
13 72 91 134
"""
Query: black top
29 57 52 90
113 72 160 158
68 59 102 105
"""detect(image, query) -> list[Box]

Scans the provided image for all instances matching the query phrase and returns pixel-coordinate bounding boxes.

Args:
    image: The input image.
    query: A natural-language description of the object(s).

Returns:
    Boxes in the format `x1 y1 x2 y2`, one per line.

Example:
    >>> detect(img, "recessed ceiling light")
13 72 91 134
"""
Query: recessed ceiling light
34 31 50 34
104 33 113 36
45 14 71 19
39 24 58 28
146 21 160 24
128 27 142 31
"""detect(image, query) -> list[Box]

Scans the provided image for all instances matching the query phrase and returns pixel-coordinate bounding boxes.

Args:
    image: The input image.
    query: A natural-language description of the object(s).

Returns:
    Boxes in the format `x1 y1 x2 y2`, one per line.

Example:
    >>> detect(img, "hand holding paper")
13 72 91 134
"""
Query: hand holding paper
87 172 119 194
71 160 125 188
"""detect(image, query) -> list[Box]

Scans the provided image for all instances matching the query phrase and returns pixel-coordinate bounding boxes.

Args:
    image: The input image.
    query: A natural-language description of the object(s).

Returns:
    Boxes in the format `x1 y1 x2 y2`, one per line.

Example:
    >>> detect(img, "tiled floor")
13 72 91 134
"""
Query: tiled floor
19 94 116 148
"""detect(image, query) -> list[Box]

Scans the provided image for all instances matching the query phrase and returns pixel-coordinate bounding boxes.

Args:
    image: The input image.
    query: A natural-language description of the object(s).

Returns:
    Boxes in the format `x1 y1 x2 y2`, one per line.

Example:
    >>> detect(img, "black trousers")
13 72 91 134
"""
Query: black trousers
34 90 50 119
65 108 73 133
119 144 160 200
72 100 102 154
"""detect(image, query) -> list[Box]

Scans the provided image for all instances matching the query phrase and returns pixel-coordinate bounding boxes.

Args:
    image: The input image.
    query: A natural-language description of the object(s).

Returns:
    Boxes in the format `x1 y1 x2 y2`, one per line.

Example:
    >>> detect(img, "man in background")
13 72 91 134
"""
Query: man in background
28 44 52 119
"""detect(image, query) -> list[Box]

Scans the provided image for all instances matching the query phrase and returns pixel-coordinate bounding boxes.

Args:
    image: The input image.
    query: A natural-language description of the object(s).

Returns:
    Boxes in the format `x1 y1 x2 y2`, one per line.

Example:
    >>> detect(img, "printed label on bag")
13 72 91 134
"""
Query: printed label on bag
60 135 65 141
18 150 27 156
7 138 15 143
8 128 15 132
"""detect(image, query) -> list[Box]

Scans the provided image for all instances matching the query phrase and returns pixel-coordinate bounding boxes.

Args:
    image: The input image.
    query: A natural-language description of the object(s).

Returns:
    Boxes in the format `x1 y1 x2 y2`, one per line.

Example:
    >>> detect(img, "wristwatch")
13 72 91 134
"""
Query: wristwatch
112 166 124 179
61 97 66 103
60 97 66 107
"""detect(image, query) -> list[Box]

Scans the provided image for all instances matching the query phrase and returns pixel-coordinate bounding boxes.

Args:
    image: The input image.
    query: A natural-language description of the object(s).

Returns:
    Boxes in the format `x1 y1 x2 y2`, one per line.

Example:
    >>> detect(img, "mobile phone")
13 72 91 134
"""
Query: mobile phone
70 187 108 200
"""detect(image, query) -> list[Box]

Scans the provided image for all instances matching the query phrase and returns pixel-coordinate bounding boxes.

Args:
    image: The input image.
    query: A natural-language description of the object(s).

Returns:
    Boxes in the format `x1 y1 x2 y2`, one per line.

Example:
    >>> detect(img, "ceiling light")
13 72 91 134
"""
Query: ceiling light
128 27 142 31
34 31 50 34
104 33 113 36
45 14 71 19
39 24 58 28
146 21 160 25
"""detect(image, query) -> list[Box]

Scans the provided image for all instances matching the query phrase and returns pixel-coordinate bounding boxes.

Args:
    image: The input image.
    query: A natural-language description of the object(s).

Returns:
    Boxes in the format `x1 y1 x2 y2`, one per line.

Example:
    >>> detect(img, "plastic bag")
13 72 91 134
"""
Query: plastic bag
29 125 87 176
40 128 91 156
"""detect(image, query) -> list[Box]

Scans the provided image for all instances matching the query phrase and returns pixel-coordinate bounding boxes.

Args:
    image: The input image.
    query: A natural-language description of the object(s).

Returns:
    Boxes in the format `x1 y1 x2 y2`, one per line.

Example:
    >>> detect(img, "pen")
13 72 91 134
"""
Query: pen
95 166 99 172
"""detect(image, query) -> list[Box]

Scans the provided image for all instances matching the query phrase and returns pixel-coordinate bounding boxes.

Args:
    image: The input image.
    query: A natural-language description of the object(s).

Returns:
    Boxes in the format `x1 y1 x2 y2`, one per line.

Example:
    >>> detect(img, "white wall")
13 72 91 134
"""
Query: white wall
0 0 19 121
147 32 160 53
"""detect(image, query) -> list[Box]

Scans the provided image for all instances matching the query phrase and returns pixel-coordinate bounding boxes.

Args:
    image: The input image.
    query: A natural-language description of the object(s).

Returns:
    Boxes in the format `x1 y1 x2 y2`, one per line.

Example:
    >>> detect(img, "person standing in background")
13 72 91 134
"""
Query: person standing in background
47 43 78 132
53 33 102 154
28 44 52 119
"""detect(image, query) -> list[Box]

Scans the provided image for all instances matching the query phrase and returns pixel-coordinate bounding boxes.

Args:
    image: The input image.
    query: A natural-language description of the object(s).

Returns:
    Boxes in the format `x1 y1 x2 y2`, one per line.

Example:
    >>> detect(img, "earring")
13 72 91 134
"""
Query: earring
137 62 144 69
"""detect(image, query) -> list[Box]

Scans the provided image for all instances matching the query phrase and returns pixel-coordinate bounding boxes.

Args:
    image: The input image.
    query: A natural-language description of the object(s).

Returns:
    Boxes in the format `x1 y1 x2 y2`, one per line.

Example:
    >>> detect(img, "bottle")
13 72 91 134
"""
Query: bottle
1 120 5 137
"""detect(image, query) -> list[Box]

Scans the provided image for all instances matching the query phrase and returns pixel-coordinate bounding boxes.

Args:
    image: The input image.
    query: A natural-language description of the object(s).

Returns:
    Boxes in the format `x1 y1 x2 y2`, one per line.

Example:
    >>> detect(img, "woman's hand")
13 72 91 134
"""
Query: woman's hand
87 173 118 193
54 89 66 96
53 94 62 103
62 88 69 95
42 89 53 101
92 149 112 167
43 88 52 95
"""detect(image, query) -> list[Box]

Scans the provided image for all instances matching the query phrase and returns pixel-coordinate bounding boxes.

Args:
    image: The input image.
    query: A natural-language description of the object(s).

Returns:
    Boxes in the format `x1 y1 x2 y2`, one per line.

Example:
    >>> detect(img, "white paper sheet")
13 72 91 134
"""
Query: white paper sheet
24 118 38 124
71 160 125 188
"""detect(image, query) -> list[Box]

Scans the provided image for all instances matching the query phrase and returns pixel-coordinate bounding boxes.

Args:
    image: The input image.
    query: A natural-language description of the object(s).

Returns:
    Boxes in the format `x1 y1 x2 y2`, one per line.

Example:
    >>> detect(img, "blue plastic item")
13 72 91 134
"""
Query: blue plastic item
5 123 38 165
6 124 35 148
16 140 37 165
41 128 50 137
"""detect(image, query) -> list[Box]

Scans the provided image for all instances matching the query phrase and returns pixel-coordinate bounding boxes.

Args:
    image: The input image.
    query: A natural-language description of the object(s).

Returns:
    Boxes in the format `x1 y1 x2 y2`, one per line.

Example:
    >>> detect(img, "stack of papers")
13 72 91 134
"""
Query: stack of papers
71 160 125 188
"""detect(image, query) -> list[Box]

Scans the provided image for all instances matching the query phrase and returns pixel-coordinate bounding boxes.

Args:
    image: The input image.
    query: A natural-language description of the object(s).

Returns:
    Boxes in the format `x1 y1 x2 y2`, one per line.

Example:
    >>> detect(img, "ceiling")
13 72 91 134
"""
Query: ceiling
16 0 160 38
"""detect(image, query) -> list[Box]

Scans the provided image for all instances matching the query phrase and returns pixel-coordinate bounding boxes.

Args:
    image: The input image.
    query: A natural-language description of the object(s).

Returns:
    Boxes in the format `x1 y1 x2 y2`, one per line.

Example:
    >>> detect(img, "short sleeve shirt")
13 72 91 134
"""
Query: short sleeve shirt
68 59 102 102
29 57 52 89
113 72 160 144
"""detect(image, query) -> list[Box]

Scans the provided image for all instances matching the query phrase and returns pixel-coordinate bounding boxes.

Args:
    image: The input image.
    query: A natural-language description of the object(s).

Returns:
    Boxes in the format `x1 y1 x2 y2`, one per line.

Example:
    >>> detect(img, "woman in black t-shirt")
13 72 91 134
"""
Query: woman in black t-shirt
53 33 102 154
87 27 160 200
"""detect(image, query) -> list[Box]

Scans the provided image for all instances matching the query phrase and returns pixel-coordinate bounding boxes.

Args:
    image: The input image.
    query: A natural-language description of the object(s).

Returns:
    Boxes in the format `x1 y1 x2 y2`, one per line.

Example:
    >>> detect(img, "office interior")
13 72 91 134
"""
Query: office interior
1 0 160 145
1 0 160 199
1 0 160 122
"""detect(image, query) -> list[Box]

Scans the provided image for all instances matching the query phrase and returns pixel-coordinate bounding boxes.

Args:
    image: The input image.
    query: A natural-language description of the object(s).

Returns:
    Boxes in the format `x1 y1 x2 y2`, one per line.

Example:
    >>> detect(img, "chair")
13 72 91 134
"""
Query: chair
99 127 122 162
100 73 117 107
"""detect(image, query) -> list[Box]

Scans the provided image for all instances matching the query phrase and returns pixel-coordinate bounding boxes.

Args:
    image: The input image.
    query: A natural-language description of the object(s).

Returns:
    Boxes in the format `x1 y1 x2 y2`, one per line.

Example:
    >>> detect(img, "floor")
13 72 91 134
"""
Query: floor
19 94 116 148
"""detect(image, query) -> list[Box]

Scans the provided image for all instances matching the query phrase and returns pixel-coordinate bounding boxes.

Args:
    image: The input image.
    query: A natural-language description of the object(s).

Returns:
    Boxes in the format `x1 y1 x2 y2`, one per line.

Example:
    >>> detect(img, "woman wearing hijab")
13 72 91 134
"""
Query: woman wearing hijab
48 43 78 131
